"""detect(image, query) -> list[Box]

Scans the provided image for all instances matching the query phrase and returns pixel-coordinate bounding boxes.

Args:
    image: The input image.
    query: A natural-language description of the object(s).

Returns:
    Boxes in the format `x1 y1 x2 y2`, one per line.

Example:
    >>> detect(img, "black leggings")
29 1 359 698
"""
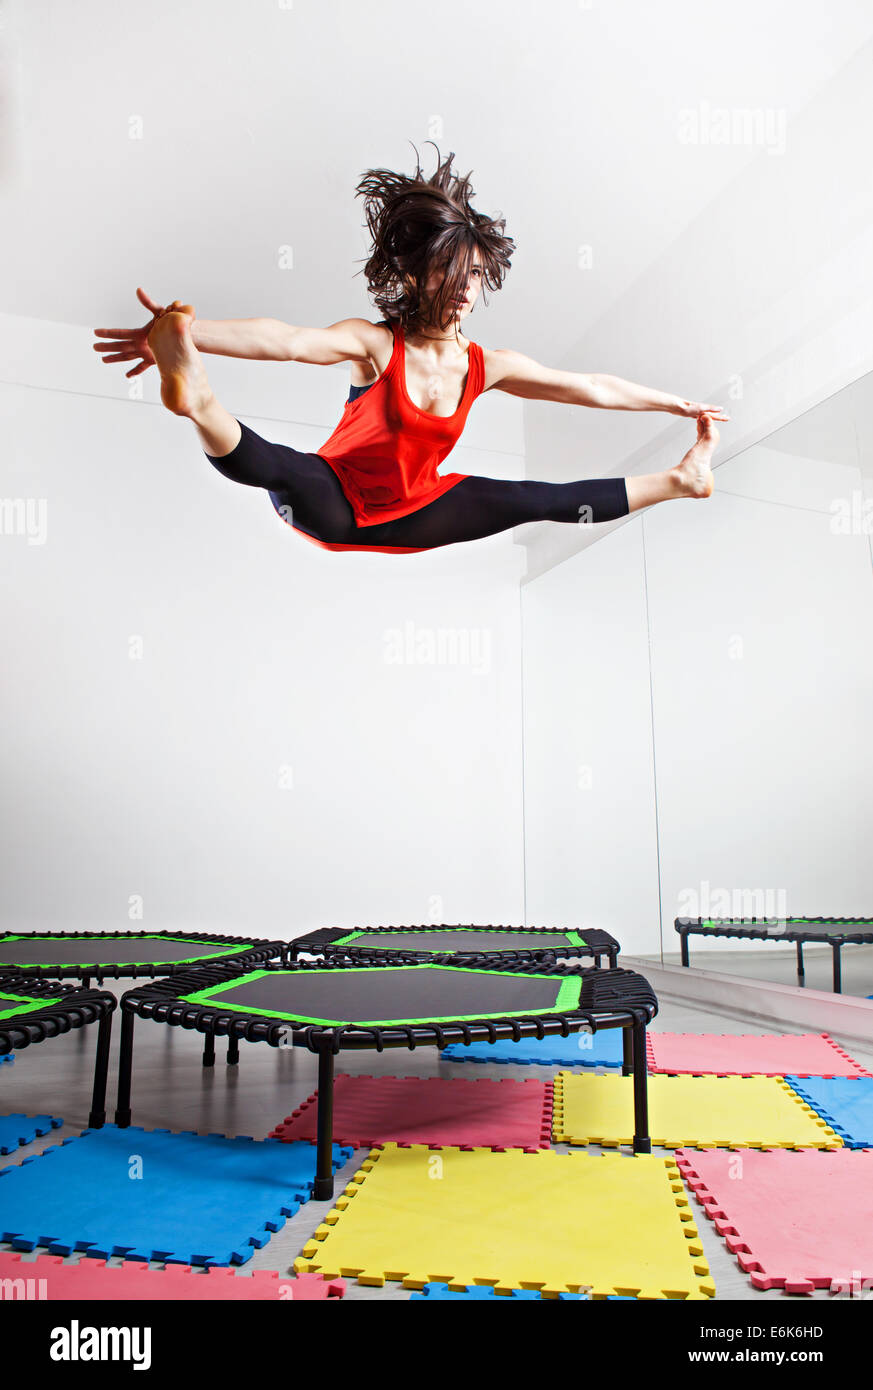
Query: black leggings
205 420 629 551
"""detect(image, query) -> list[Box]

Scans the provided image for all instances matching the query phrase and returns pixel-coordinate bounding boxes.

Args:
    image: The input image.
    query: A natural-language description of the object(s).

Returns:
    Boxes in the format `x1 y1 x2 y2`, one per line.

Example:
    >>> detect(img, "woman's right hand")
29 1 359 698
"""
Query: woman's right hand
92 286 170 378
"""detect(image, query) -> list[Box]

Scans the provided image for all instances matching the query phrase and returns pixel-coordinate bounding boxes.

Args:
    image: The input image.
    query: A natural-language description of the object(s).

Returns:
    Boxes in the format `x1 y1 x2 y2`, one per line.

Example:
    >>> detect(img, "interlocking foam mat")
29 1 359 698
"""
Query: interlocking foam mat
411 1283 588 1300
676 1147 873 1293
410 1282 633 1300
553 1072 841 1149
0 1251 345 1299
295 1142 715 1299
646 1032 870 1078
269 1074 552 1150
439 1030 624 1068
783 1076 873 1149
0 1113 62 1155
0 1125 353 1265
0 1055 13 1066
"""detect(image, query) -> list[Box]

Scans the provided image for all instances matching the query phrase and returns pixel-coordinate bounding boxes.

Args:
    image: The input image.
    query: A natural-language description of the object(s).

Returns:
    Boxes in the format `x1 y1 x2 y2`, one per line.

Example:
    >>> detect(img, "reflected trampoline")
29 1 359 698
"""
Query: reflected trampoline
676 917 873 993
116 960 658 1198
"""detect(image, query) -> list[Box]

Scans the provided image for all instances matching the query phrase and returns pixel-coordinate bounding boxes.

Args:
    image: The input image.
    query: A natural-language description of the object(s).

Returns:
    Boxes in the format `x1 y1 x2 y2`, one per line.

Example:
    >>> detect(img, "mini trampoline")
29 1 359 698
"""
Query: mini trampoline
115 960 658 1198
0 979 116 1128
288 924 620 969
675 917 873 993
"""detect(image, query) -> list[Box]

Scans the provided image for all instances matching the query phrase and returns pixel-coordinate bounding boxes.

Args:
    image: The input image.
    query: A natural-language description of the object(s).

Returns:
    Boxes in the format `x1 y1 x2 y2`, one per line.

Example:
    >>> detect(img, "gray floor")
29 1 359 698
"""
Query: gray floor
656 942 873 996
2 978 871 1304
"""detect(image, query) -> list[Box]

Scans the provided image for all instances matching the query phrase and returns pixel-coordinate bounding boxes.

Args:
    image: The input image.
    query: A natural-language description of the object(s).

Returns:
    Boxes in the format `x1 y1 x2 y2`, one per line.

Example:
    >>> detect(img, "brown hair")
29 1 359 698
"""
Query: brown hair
355 141 515 337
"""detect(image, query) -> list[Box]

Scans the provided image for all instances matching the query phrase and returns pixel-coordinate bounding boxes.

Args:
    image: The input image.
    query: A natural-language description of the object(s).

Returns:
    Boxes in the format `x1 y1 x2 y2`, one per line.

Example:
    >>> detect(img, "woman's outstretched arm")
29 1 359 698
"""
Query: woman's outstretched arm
93 287 383 378
485 347 729 420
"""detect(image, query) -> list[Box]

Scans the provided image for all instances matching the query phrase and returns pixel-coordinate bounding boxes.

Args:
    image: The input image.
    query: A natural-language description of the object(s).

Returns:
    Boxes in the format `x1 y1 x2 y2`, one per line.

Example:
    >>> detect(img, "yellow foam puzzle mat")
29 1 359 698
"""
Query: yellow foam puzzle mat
294 1143 716 1299
553 1072 842 1150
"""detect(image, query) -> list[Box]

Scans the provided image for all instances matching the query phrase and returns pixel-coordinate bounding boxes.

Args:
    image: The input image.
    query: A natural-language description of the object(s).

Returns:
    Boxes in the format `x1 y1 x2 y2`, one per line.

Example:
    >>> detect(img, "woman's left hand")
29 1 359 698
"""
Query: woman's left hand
675 399 730 421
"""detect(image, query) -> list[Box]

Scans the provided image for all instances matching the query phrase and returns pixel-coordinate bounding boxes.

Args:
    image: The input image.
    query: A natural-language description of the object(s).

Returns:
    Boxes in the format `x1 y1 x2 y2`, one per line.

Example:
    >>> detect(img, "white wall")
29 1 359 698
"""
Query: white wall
0 317 526 939
647 448 873 954
521 35 873 582
521 426 873 962
521 520 660 953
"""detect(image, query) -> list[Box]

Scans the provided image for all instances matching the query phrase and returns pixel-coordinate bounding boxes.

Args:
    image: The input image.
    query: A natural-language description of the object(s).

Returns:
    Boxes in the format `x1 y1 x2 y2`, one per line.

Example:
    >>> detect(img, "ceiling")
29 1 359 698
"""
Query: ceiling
3 0 873 369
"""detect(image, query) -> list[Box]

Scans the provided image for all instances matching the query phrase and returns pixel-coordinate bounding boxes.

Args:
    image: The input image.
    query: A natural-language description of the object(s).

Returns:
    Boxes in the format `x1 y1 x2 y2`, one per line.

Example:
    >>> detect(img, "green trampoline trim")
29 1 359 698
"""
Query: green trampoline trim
697 919 873 931
0 990 63 1021
0 934 261 969
331 928 586 949
179 964 583 1028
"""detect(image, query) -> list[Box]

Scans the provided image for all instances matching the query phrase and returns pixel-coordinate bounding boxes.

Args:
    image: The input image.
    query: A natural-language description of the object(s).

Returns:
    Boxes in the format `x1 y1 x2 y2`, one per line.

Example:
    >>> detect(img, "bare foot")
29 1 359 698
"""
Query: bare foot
147 305 212 416
671 412 720 499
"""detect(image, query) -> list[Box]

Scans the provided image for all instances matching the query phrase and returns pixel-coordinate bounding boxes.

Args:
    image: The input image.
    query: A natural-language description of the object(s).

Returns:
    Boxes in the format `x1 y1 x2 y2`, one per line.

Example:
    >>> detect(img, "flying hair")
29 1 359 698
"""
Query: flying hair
355 141 516 337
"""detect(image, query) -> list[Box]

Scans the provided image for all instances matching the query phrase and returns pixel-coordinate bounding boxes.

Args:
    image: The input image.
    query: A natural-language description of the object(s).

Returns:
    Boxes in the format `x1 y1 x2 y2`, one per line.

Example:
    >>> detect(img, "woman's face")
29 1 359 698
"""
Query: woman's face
421 253 484 329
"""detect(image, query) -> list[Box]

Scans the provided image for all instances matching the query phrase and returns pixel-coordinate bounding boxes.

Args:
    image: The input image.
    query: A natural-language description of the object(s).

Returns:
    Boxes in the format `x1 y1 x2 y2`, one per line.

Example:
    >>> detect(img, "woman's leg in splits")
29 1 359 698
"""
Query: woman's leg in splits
146 307 360 539
147 307 243 458
350 413 719 550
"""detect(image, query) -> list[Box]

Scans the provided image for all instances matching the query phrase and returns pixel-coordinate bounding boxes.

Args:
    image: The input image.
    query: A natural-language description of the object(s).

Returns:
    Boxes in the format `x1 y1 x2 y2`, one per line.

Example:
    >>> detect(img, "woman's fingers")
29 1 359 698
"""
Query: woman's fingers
93 336 138 351
136 286 163 315
682 401 729 421
92 338 154 371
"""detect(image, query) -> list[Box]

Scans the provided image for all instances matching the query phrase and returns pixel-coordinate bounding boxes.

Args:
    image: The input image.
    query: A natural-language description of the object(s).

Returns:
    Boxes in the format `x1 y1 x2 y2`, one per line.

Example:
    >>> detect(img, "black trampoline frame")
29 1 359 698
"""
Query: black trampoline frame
0 929 284 987
675 916 873 993
115 959 658 1199
287 924 621 970
0 978 117 1128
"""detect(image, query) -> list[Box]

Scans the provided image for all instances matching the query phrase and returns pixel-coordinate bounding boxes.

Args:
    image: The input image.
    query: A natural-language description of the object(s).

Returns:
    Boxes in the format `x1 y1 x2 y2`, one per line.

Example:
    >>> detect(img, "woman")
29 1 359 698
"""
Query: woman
93 143 727 554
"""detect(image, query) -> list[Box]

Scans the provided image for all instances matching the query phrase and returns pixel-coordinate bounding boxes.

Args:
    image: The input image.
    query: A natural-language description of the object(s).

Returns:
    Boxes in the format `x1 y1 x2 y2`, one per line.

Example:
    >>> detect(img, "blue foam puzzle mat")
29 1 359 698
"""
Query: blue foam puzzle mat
0 1113 62 1155
0 1055 14 1066
411 1283 632 1300
0 1124 352 1265
785 1075 873 1149
440 1030 625 1069
411 1283 578 1300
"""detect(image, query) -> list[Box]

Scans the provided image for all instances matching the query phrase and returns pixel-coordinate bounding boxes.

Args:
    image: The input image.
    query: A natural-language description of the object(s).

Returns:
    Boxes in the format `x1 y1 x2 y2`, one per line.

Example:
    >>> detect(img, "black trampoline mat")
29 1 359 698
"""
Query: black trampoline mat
335 929 587 953
181 966 582 1026
696 920 873 939
0 935 256 968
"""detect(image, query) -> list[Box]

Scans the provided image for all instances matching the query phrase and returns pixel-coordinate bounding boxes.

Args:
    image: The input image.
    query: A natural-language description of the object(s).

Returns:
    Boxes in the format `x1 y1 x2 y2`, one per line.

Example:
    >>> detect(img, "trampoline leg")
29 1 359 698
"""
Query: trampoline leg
631 1020 651 1155
87 1008 113 1129
679 932 690 968
314 1046 336 1202
609 952 617 970
202 1034 216 1068
796 941 805 988
114 1007 135 1128
227 1034 240 1066
621 1026 633 1077
832 943 842 994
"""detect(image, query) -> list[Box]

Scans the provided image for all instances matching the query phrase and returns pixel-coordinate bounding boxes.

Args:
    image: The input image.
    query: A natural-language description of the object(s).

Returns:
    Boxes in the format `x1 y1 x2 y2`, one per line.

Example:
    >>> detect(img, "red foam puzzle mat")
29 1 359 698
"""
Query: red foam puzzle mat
269 1073 553 1150
647 1032 870 1078
676 1147 873 1293
0 1251 344 1300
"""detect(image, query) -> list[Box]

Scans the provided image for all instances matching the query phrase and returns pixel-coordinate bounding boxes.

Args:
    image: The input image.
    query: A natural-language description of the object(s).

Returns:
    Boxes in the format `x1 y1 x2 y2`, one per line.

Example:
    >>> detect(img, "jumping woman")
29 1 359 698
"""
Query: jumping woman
93 144 727 555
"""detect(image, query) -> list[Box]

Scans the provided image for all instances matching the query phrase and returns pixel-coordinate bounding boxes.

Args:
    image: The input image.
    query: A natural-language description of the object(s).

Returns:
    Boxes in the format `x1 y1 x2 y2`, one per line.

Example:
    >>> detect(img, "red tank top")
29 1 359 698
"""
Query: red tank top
315 321 484 527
